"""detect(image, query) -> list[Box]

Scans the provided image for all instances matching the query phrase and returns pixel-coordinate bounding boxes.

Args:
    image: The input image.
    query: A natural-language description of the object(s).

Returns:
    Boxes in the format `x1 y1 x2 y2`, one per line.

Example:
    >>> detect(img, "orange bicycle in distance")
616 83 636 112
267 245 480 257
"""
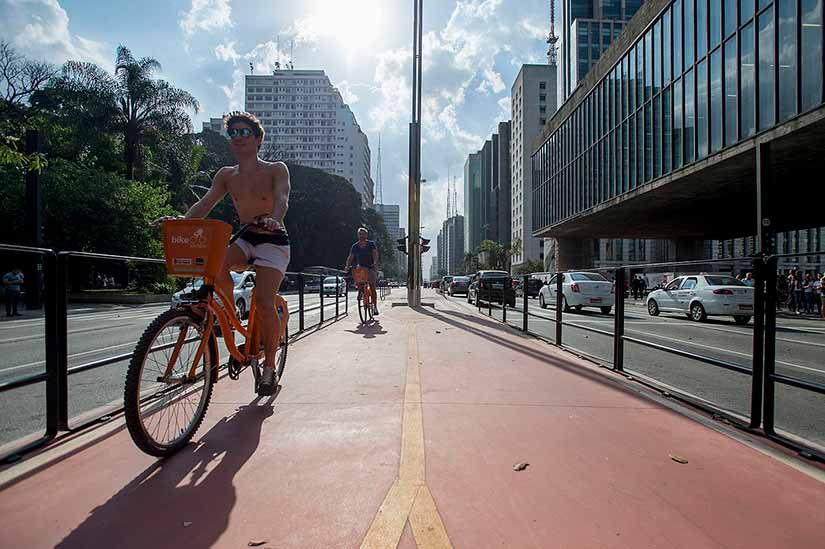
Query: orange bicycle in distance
124 219 289 457
352 266 374 324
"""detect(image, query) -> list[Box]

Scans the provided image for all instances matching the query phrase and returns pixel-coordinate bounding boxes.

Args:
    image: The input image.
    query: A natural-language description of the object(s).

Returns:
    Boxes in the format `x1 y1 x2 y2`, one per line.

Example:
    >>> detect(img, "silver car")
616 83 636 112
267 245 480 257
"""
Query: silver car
323 276 346 297
646 274 755 324
171 270 256 319
538 272 615 314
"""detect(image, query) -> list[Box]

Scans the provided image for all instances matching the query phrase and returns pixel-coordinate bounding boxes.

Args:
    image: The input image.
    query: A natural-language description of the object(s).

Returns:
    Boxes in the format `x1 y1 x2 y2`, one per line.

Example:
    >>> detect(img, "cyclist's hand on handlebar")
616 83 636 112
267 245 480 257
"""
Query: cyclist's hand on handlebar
149 215 184 227
253 215 283 232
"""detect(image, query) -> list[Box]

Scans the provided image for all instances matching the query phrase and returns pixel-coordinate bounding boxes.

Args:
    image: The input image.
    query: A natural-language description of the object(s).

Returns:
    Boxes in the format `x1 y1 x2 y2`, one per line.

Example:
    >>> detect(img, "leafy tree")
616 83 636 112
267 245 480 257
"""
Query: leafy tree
478 240 508 270
513 259 545 275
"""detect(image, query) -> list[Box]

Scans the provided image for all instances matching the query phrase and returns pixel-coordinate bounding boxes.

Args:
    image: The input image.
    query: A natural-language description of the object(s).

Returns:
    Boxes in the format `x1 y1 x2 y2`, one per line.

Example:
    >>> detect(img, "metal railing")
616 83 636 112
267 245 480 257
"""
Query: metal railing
0 244 349 462
470 254 825 462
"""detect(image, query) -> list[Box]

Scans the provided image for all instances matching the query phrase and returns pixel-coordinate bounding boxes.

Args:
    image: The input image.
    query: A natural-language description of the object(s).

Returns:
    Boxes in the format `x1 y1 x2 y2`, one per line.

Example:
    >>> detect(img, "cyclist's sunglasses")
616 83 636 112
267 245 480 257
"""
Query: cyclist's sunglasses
228 127 254 138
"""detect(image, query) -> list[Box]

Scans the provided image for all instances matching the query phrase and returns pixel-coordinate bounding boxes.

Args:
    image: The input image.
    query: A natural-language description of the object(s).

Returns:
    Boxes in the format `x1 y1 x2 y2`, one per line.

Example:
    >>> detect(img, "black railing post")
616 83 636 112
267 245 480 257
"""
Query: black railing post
477 284 482 312
488 284 492 316
762 256 778 435
345 277 349 314
335 276 340 318
55 253 69 431
502 288 507 323
319 276 325 325
613 267 625 372
555 272 563 345
43 252 60 436
522 275 529 332
749 257 765 429
298 273 305 333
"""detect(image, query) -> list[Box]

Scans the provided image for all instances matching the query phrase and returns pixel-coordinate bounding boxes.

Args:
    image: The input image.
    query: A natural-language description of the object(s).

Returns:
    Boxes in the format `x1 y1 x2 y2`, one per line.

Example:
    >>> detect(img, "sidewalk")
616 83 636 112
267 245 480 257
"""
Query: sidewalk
0 290 822 548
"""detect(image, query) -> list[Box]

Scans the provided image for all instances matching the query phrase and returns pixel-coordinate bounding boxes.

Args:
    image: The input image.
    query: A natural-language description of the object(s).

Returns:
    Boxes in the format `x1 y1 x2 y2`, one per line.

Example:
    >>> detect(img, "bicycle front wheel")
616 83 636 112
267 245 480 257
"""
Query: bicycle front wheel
124 308 216 457
357 290 367 324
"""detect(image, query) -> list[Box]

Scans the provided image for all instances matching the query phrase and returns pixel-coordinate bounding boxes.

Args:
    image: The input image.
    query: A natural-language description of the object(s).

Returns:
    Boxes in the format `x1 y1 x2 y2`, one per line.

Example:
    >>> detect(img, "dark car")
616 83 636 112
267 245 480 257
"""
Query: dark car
447 275 470 296
467 270 516 307
515 277 543 298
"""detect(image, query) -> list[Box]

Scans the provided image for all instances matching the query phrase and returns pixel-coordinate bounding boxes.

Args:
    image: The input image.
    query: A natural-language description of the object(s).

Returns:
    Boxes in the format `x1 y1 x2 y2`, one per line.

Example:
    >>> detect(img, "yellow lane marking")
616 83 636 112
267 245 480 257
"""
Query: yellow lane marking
410 485 452 548
361 323 453 549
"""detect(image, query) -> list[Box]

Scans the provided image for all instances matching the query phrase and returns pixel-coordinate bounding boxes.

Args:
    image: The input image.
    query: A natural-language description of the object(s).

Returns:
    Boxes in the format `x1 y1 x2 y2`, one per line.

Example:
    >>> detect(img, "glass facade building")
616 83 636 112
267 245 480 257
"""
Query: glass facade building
534 0 824 234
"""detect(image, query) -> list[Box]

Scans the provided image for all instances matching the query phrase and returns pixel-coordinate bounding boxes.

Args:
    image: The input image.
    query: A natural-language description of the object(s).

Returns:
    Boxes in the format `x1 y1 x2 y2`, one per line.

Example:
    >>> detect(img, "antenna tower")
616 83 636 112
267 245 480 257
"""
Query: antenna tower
289 39 295 70
547 0 558 66
375 133 384 205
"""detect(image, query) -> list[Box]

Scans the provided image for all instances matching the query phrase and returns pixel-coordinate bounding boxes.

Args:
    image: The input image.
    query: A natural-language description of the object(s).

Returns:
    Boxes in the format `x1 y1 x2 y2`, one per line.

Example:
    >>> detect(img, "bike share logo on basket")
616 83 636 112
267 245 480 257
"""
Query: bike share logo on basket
171 228 209 268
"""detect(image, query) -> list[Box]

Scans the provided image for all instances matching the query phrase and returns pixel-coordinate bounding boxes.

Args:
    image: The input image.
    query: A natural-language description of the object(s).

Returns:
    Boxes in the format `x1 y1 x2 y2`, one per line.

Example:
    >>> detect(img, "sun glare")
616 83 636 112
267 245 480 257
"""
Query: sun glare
304 0 384 60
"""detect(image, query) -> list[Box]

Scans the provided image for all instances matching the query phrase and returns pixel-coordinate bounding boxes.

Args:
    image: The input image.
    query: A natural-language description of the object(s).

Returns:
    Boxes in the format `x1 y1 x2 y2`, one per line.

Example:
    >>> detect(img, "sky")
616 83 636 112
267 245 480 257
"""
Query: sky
1 0 552 276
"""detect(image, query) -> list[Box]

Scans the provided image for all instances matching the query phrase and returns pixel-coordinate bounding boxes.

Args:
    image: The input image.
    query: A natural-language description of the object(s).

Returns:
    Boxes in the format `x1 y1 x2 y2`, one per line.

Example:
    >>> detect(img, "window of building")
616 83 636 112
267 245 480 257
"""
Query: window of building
758 9 775 130
539 93 547 102
539 81 546 89
697 59 708 158
724 37 738 145
710 49 722 152
801 0 823 111
674 77 683 168
685 0 695 67
741 22 756 136
778 0 797 121
684 69 696 162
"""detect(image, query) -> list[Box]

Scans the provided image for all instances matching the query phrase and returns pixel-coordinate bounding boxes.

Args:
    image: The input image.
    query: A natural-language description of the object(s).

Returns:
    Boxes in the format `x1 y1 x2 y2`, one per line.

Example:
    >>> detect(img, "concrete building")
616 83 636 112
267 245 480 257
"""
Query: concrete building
464 152 483 254
244 70 373 206
532 0 825 270
495 122 512 250
511 64 558 268
202 117 228 137
438 214 466 276
375 204 400 239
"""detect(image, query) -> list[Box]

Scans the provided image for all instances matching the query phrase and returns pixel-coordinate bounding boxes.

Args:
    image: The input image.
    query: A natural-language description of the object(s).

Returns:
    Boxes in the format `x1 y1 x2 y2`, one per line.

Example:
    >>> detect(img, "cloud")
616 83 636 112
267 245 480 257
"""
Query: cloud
520 18 546 40
477 66 505 94
179 0 232 40
0 0 111 70
214 41 240 63
335 80 359 105
497 96 511 120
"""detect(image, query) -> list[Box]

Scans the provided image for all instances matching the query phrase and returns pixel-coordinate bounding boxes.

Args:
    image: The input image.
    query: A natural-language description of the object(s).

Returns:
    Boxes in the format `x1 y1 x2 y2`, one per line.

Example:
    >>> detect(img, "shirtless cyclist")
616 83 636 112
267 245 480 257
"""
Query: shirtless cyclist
157 111 289 396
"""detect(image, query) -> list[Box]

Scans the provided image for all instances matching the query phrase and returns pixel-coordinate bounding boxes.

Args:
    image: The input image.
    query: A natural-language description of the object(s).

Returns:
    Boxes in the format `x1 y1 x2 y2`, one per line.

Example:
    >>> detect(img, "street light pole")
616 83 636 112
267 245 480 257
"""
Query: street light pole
407 0 424 306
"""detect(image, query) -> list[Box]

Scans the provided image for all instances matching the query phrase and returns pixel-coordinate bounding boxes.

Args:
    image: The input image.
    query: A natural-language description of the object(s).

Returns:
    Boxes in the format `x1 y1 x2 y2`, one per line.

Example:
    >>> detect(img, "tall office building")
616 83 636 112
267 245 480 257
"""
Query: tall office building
464 152 483 254
511 64 558 268
495 121 512 249
244 70 374 205
438 214 466 276
375 204 400 239
560 0 645 101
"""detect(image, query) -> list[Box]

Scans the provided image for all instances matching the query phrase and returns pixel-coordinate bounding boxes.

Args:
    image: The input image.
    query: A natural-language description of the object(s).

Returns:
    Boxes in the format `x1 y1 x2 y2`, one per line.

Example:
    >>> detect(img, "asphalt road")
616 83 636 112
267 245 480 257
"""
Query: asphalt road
447 291 825 449
0 290 362 450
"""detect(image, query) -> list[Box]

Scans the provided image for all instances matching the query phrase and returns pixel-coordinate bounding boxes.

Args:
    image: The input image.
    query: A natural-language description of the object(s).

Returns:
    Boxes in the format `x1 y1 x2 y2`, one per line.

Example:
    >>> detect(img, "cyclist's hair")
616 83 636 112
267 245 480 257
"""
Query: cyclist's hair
223 111 265 141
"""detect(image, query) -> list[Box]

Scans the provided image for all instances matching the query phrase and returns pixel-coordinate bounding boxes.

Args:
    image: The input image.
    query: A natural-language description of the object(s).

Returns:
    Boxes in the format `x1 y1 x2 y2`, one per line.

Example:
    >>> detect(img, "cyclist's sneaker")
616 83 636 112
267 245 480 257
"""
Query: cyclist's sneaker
258 367 278 396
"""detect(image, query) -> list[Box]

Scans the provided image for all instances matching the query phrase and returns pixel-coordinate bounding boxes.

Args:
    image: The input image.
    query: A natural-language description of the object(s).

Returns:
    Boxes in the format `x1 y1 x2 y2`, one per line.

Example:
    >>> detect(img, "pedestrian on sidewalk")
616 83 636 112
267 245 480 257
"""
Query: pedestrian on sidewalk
787 273 799 313
819 274 825 320
3 266 24 317
743 272 755 287
814 273 823 318
803 274 815 314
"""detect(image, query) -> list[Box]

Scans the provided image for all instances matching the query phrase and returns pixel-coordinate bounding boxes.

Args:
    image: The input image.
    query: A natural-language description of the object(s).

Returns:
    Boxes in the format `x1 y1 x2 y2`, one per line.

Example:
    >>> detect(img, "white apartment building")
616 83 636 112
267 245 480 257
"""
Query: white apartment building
511 64 558 267
244 70 374 206
202 117 228 137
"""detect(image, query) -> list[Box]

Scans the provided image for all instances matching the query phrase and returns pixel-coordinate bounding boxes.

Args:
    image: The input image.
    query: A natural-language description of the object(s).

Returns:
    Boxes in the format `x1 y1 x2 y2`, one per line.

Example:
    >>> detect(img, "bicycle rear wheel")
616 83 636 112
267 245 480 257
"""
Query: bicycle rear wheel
124 308 216 457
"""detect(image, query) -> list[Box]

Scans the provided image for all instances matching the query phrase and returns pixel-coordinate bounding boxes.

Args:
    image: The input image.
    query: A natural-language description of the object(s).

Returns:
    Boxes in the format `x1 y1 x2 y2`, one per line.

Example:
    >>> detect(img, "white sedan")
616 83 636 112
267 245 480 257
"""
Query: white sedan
646 274 754 324
538 272 615 314
323 276 346 297
171 270 256 318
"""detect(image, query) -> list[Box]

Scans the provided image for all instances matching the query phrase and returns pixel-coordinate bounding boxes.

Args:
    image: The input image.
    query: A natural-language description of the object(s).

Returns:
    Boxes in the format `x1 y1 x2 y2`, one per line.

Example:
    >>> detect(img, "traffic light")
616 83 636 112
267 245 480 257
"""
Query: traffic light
396 237 407 255
420 237 431 254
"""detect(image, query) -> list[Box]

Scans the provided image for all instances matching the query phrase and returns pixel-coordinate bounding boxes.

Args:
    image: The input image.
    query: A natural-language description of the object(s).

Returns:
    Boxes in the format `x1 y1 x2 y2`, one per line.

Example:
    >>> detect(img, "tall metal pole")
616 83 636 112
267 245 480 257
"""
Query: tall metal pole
408 0 423 306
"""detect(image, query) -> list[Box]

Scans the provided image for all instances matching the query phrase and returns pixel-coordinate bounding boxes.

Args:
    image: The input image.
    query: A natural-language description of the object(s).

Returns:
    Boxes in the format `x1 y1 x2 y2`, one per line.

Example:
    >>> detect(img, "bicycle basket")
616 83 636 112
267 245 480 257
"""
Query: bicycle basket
352 267 370 285
162 219 232 278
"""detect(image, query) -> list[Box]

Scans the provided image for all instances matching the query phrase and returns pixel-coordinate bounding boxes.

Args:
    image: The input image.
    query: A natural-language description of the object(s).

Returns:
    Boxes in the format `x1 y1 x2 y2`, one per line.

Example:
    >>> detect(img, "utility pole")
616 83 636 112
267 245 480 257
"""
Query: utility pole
407 0 424 306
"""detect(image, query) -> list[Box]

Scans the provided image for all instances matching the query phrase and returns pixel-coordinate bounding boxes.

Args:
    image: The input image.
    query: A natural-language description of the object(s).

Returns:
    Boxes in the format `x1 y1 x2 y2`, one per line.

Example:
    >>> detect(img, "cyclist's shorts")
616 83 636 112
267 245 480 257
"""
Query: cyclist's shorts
235 232 290 274
356 266 378 289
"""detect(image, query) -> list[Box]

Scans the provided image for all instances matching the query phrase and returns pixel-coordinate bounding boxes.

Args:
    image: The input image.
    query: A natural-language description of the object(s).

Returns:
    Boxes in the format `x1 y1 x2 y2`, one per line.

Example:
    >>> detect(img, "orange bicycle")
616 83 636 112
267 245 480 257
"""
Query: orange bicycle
124 219 289 457
353 267 374 324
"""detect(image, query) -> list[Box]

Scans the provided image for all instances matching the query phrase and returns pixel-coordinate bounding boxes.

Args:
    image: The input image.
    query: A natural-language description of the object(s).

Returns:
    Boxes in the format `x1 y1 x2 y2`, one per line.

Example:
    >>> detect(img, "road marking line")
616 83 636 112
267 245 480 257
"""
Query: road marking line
361 323 452 549
624 329 825 374
0 340 139 374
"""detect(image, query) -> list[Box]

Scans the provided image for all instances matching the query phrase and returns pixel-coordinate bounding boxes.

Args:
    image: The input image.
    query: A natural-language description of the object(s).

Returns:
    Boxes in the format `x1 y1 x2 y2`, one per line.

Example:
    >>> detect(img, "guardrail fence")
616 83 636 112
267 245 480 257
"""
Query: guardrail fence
468 253 824 462
0 244 351 462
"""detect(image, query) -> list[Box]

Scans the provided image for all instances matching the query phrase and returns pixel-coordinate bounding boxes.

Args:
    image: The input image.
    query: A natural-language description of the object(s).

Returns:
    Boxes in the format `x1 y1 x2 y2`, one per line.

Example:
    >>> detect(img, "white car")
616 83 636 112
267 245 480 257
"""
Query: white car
646 274 754 324
538 272 615 314
171 270 256 319
323 276 346 297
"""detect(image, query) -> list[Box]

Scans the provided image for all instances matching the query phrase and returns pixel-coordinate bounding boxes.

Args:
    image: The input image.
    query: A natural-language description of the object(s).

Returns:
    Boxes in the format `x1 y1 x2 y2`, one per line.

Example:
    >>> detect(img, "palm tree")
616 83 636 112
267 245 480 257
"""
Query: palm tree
60 46 199 180
114 46 199 180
